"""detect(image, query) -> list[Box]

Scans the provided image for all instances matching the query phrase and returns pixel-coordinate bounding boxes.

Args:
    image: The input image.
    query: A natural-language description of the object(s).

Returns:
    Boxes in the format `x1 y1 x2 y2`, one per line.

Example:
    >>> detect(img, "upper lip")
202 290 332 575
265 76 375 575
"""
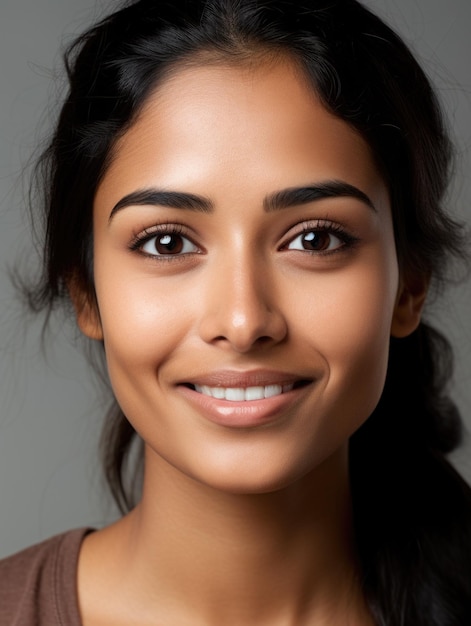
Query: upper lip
180 369 313 388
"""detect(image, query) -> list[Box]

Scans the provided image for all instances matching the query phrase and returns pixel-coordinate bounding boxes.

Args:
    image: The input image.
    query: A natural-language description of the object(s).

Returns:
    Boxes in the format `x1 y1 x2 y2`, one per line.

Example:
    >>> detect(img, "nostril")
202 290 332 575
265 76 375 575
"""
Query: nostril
256 336 274 344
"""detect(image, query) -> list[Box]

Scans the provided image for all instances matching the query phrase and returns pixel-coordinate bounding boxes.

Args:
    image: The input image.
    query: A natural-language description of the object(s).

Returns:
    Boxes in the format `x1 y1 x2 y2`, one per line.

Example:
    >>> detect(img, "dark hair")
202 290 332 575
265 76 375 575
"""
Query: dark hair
27 0 471 622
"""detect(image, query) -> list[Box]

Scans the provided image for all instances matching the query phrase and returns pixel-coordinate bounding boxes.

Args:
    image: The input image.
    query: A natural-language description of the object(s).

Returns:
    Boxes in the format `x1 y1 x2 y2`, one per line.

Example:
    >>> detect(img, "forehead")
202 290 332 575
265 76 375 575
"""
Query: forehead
97 59 387 210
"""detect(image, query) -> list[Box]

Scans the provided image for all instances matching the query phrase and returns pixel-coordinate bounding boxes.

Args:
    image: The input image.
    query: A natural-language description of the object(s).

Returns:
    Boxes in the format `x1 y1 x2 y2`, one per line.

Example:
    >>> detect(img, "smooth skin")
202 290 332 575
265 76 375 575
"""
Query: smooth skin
74 58 426 625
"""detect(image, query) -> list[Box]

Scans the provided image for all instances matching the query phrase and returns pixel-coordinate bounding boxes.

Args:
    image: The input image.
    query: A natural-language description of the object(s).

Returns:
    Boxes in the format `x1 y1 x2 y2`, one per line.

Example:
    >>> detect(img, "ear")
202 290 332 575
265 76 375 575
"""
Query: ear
67 277 103 341
390 272 429 338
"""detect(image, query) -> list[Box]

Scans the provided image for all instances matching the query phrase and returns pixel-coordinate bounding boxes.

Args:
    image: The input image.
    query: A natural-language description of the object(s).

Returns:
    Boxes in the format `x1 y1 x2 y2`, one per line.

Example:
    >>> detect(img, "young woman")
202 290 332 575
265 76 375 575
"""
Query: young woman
1 0 470 624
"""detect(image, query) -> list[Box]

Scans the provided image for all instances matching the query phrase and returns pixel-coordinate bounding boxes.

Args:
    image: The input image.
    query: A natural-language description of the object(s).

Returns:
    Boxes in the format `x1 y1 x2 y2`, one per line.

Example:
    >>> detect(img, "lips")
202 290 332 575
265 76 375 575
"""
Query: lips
178 371 313 428
177 370 315 429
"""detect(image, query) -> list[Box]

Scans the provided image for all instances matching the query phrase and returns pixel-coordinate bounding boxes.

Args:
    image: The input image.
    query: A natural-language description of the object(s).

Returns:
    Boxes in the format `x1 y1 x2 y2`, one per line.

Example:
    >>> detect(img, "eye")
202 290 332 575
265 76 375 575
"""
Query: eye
286 229 344 253
138 231 199 256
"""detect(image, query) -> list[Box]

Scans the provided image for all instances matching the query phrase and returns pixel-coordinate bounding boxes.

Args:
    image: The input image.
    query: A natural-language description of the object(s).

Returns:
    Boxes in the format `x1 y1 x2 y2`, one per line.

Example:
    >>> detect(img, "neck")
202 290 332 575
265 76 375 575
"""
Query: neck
80 446 371 625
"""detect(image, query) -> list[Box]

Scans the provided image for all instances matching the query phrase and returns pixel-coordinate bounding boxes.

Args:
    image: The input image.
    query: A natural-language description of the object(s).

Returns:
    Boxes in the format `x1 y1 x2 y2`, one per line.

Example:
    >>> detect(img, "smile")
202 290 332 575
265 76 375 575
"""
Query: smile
180 376 313 427
193 383 295 402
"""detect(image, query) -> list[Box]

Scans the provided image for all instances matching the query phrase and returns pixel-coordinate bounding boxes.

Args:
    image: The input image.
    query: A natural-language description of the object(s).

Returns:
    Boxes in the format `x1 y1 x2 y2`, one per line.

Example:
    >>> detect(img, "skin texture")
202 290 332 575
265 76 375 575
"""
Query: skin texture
75 59 425 625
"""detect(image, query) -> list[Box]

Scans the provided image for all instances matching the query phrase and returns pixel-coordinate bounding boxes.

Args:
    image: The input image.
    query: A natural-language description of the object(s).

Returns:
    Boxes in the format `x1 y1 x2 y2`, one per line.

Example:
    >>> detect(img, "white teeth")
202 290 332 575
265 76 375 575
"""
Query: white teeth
193 383 294 401
225 387 245 401
264 384 282 398
211 386 225 399
245 386 265 401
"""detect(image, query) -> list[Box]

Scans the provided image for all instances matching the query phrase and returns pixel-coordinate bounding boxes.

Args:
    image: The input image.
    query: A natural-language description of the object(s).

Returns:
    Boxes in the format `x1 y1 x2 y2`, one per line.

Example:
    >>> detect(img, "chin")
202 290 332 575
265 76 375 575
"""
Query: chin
187 445 346 497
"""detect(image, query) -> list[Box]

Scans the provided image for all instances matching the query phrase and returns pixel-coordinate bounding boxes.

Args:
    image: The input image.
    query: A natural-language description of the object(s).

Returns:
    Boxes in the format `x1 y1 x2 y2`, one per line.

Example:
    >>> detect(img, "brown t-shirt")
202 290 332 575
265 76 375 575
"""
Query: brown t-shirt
0 527 92 625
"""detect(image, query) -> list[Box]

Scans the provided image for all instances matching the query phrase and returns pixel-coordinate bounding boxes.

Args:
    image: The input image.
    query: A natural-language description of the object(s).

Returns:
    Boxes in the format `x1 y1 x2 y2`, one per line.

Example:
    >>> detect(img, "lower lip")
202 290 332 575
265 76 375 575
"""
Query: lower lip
177 384 312 428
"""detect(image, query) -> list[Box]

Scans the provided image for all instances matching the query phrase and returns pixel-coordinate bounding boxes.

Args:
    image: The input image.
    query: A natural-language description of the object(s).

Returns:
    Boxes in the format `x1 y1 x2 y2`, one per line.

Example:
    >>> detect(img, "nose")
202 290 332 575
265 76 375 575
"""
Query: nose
198 254 288 353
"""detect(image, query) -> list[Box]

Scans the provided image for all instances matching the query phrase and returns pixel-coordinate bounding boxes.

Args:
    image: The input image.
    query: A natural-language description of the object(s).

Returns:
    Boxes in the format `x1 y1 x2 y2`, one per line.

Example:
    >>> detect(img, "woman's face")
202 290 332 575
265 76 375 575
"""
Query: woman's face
85 59 409 494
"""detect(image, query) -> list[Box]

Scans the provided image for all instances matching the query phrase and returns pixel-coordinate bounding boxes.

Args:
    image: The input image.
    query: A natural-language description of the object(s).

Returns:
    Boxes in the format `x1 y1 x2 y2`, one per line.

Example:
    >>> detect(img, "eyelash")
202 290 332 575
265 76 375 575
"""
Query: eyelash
280 219 360 255
129 219 359 260
129 224 200 260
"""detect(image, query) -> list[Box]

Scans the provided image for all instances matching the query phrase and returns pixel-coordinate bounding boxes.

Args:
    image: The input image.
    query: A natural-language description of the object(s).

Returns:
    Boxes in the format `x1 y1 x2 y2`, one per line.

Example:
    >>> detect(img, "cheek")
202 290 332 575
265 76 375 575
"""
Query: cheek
92 258 196 399
295 254 399 415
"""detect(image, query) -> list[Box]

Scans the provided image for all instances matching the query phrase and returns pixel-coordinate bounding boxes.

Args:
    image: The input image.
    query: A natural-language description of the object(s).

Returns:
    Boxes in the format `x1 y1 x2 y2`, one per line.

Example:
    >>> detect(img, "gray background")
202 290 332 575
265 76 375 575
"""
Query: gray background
0 0 470 558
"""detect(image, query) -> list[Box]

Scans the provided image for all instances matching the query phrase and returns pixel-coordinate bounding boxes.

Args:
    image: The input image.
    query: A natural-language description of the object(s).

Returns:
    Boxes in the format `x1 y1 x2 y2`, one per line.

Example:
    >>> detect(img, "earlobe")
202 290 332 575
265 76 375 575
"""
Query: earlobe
67 278 103 341
390 273 429 338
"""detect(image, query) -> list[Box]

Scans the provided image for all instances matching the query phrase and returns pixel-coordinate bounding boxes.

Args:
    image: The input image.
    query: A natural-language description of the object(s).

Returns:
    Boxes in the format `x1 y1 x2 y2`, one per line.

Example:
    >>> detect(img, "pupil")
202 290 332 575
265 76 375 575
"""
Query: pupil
303 231 329 251
156 234 183 254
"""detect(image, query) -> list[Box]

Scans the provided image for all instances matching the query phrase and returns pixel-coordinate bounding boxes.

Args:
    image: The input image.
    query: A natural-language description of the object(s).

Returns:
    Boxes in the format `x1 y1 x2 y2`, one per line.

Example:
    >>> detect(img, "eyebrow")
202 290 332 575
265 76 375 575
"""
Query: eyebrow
109 189 213 221
108 179 376 222
264 180 376 213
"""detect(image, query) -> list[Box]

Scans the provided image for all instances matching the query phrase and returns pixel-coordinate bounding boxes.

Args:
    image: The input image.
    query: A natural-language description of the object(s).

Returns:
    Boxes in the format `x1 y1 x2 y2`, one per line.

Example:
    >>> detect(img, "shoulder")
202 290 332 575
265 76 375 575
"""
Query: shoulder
0 527 93 626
